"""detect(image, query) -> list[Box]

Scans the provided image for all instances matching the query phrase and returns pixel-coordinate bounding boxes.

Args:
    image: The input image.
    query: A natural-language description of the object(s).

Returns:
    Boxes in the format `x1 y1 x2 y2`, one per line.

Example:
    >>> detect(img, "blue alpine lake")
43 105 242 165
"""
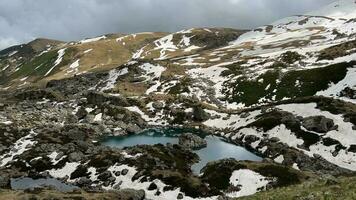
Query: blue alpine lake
102 129 262 174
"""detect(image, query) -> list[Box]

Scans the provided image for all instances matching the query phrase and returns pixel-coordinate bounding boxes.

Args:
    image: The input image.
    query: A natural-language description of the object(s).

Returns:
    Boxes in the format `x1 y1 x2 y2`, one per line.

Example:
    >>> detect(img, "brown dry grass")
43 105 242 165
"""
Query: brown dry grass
45 32 168 82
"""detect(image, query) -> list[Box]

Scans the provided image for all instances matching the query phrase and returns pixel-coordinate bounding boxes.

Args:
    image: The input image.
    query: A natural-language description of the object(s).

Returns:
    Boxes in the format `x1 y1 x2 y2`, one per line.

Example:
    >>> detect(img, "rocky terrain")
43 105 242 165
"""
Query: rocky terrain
0 0 356 199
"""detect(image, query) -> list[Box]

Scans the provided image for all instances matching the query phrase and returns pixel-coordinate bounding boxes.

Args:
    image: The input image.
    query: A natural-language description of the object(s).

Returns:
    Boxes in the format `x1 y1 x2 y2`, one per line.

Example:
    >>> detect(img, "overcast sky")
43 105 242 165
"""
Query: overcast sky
0 0 335 50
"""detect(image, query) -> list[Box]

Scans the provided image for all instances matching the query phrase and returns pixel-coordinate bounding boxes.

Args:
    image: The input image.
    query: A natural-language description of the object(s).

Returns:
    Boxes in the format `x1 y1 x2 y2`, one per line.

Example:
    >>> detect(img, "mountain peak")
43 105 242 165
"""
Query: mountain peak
307 0 356 19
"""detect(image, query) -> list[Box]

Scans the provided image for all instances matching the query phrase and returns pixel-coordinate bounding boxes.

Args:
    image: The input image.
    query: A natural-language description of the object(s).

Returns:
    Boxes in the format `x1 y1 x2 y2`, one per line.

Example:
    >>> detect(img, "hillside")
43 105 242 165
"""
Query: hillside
0 0 356 199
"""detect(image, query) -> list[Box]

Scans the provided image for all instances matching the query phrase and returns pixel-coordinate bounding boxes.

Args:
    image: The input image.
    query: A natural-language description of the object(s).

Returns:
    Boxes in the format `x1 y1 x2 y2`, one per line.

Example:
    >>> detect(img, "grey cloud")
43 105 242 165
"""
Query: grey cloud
0 0 335 50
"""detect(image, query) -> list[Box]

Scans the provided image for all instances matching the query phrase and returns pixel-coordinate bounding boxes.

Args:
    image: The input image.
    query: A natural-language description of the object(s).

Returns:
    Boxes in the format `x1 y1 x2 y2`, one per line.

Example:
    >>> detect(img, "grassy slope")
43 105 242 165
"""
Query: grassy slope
226 62 351 106
0 189 136 200
240 176 356 200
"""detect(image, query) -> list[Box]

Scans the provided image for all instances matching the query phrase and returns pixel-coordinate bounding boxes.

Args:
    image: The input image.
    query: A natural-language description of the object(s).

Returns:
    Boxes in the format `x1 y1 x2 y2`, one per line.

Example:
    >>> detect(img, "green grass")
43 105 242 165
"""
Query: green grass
10 50 58 79
239 176 356 200
226 62 350 106
9 47 77 81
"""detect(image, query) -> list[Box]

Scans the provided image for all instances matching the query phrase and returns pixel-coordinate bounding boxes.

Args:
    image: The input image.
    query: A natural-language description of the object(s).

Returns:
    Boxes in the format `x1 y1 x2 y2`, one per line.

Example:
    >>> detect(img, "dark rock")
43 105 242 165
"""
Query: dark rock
76 177 91 186
108 177 116 182
0 176 9 188
121 169 129 176
68 151 85 162
152 101 164 110
349 145 356 153
98 171 112 181
240 112 250 118
178 133 207 150
126 124 141 134
340 87 356 99
193 106 210 121
244 135 259 143
147 182 157 190
113 180 123 190
177 193 184 199
76 107 88 119
155 190 161 196
65 113 78 124
163 186 175 192
302 116 335 133
14 89 63 101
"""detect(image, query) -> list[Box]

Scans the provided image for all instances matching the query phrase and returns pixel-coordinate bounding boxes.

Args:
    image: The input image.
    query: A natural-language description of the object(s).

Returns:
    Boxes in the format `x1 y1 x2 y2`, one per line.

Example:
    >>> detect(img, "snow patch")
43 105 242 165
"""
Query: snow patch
0 130 38 167
80 36 106 44
44 48 66 76
227 169 272 198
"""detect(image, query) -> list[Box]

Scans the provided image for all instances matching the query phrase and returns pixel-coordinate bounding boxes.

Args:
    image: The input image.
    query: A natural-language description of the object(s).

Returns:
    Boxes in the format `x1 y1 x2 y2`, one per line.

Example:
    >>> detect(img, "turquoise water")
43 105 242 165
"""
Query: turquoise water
11 177 78 192
102 129 262 174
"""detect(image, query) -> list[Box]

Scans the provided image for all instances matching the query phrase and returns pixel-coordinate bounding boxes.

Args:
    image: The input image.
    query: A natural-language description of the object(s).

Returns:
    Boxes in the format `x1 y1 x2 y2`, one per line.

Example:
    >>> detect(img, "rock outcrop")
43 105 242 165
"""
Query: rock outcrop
301 116 335 133
178 133 207 150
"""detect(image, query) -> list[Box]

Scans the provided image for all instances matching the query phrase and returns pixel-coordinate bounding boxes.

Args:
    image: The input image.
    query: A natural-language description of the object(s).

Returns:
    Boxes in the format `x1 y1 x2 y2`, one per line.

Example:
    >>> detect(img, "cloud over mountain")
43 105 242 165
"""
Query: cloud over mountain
0 0 335 50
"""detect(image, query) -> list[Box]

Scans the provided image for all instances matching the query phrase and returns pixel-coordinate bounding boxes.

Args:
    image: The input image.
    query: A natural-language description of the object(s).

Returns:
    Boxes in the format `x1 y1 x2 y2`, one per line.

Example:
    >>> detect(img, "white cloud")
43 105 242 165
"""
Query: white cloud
0 37 19 50
0 0 335 50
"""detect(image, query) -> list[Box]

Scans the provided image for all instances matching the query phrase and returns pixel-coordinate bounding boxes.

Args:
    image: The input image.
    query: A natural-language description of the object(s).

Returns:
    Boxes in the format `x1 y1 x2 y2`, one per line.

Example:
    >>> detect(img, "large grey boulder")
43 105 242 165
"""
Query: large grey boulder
193 106 210 122
152 101 164 110
302 116 335 133
68 151 85 162
178 133 207 150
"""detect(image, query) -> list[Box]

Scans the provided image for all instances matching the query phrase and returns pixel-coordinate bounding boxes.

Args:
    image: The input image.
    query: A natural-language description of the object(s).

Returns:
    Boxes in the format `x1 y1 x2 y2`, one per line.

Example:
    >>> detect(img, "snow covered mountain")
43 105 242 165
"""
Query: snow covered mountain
0 0 356 199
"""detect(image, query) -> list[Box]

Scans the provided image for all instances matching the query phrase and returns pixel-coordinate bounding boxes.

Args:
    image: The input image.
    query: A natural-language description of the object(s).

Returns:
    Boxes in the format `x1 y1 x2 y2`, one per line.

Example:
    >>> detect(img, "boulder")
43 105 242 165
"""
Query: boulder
193 106 210 121
68 151 85 162
76 107 88 119
126 124 141 134
0 176 9 188
302 116 335 133
178 133 207 150
98 171 112 181
340 87 356 99
152 101 164 110
177 193 184 199
147 182 157 190
121 169 129 176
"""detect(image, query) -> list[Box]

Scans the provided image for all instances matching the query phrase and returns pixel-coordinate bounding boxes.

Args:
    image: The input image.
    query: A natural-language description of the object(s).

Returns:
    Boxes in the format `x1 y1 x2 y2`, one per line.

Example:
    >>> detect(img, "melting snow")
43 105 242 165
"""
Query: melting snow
66 59 80 75
1 65 9 71
80 35 106 44
100 68 129 91
227 169 272 198
45 48 66 76
48 162 81 179
277 103 356 170
154 34 178 60
102 164 217 200
0 130 38 167
317 66 356 103
48 151 66 165
0 121 13 125
93 113 103 122
83 49 93 54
